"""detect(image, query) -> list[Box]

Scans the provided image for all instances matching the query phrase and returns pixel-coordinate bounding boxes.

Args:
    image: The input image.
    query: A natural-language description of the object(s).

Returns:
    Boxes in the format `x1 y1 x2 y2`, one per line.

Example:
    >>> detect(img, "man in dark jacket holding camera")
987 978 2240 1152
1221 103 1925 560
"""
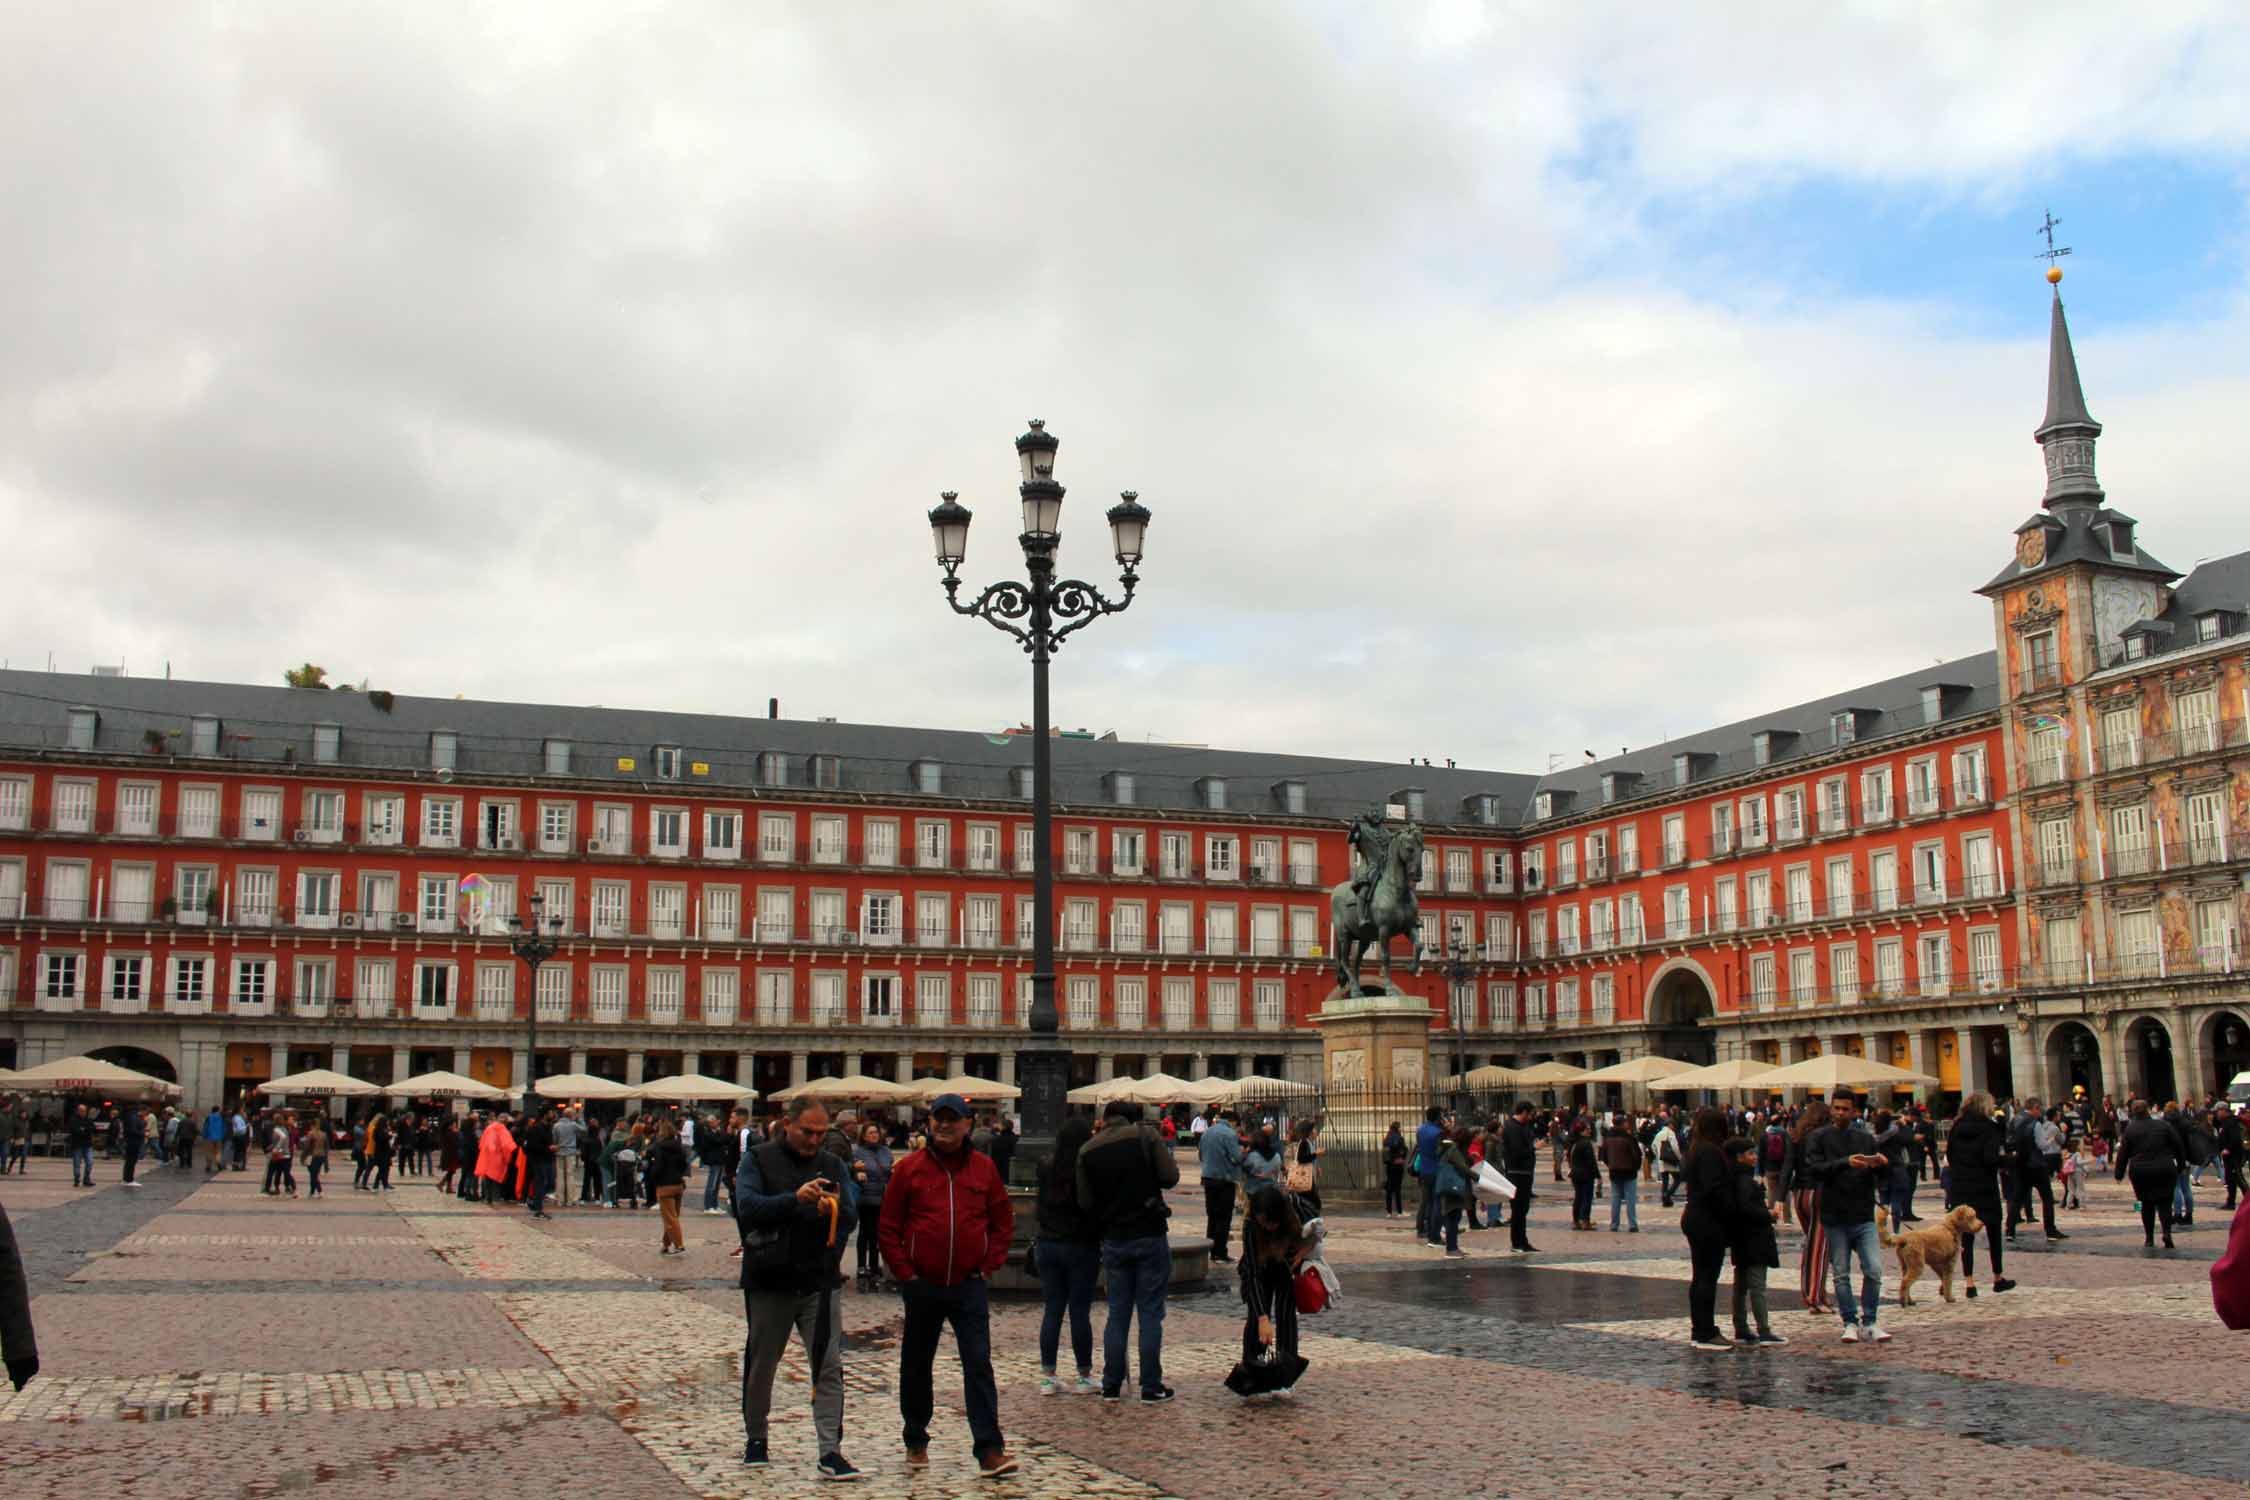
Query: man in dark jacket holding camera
736 1096 859 1481
1076 1100 1181 1404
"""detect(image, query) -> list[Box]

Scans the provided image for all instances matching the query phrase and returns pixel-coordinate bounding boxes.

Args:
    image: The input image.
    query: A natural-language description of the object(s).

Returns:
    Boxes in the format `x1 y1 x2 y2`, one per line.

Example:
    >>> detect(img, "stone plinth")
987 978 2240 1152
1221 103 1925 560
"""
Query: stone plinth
1311 982 1436 1094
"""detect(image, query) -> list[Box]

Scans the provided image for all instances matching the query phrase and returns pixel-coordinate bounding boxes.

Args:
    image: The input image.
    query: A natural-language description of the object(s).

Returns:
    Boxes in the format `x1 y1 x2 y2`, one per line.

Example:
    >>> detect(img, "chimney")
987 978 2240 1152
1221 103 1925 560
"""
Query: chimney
768 698 778 719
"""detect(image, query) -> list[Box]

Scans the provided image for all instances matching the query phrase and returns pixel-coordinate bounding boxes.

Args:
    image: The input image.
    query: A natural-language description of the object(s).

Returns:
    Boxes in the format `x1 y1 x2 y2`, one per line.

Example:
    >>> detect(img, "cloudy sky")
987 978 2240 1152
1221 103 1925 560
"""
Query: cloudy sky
4 3 2246 772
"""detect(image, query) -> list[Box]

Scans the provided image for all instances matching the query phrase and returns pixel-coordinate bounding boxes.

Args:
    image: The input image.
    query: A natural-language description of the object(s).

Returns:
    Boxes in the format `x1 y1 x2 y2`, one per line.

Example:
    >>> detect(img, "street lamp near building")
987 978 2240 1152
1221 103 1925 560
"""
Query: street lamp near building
1441 938 1479 1091
507 892 565 1116
928 420 1149 1180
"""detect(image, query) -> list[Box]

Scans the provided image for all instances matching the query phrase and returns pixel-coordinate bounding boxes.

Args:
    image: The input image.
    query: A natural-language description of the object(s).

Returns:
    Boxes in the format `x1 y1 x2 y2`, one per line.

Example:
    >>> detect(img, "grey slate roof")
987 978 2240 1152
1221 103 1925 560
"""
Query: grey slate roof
1517 650 2002 824
2036 290 2100 439
2109 551 2250 668
0 669 1539 829
1981 503 2180 593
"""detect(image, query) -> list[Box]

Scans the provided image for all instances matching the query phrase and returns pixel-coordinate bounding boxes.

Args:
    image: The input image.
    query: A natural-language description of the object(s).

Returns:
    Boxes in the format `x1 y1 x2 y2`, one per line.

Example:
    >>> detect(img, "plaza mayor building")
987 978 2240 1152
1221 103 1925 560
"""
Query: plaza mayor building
3 282 2247 1113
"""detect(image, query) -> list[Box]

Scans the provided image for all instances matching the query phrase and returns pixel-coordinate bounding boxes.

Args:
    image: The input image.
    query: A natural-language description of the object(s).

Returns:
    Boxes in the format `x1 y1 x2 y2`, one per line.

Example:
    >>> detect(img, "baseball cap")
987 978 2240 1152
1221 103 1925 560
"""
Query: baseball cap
929 1093 970 1118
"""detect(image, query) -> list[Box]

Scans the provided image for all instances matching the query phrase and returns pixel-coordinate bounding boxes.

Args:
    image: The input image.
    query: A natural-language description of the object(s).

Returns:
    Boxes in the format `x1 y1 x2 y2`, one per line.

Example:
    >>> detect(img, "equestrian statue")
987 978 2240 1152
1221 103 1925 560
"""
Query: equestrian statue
1330 812 1425 996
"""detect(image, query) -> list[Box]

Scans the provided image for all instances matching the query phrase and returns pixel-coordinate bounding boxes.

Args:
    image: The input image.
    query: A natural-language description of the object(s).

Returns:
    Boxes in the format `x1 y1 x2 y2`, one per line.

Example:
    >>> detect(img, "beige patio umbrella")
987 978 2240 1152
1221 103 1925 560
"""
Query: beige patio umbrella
635 1073 758 1104
1173 1077 1238 1106
1109 1071 1202 1106
1647 1058 1781 1092
908 1074 1021 1104
1740 1055 1940 1091
531 1072 640 1102
1576 1055 1700 1085
1227 1074 1316 1100
4 1054 182 1100
383 1070 506 1101
1444 1063 1523 1090
769 1073 915 1105
255 1068 382 1099
1066 1076 1135 1106
1509 1060 1589 1086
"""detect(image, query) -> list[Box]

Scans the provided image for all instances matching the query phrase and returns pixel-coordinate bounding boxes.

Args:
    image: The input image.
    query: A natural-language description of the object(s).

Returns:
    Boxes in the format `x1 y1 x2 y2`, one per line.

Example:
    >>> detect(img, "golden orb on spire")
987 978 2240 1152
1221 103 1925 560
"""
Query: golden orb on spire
2046 265 2064 285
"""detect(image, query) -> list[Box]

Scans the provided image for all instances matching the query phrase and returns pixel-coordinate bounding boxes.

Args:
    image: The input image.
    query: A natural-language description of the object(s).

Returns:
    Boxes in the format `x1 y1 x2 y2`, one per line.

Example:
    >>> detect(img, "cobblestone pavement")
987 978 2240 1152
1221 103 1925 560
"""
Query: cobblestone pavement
3 1153 2245 1498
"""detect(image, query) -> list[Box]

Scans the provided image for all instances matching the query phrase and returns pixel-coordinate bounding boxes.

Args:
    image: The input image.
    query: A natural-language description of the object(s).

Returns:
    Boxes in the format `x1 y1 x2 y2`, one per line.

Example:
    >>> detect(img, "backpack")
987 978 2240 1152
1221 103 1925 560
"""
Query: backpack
1762 1129 1787 1168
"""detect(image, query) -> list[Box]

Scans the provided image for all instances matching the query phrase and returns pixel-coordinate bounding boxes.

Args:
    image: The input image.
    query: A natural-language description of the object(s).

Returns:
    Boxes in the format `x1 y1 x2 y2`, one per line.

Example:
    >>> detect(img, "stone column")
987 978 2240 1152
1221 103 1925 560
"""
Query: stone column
269 1042 289 1082
2006 1022 2037 1104
1189 1053 1209 1081
737 1050 757 1091
1096 1053 1116 1082
998 1053 1016 1087
453 1047 473 1078
895 1053 914 1083
2170 1007 2206 1103
569 1048 588 1076
1958 1027 1990 1097
2096 1017 2127 1102
788 1050 809 1087
1908 1030 1938 1092
389 1045 409 1086
946 1050 966 1077
625 1050 646 1086
509 1050 529 1096
1860 1033 1891 1107
331 1044 351 1075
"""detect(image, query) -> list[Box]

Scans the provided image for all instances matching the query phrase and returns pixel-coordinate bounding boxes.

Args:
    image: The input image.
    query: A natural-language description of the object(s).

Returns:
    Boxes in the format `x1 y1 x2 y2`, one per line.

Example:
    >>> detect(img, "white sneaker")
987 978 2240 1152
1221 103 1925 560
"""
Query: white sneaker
1864 1325 1892 1343
1038 1375 1061 1396
1839 1325 1860 1343
1074 1376 1098 1395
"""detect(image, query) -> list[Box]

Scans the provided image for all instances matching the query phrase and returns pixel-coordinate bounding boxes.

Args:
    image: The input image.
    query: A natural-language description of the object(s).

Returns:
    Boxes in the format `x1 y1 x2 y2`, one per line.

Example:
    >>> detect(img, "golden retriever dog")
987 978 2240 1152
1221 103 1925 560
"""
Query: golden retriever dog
1879 1203 1982 1307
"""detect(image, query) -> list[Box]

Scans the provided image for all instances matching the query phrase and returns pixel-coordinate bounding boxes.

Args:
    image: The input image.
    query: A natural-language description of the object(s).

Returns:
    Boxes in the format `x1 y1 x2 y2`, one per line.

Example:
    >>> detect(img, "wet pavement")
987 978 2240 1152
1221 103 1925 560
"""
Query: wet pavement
4 1155 2245 1498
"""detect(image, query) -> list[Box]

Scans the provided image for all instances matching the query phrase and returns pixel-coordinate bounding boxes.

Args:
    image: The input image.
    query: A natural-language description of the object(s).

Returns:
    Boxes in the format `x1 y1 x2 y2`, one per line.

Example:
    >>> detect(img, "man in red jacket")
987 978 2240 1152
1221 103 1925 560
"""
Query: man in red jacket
877 1093 1018 1479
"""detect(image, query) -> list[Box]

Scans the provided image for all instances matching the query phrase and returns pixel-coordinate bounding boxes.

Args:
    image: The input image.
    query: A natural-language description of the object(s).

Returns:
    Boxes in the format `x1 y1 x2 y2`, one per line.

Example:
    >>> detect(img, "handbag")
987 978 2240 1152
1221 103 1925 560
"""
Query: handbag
1292 1263 1329 1316
1283 1160 1315 1193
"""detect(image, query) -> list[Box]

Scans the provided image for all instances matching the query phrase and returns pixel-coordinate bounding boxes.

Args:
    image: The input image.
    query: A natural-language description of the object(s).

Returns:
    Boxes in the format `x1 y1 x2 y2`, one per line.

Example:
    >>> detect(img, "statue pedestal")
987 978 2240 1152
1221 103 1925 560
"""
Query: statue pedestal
1309 984 1435 1199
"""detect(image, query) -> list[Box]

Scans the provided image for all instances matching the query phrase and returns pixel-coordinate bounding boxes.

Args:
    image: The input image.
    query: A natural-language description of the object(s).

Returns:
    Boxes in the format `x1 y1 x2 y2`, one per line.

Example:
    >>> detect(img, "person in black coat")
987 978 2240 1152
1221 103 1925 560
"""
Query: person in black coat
1498 1103 1539 1252
1945 1094 2012 1296
1678 1107 1737 1349
1033 1116 1100 1392
1566 1126 1599 1230
0 1202 35 1391
1724 1136 1784 1345
2114 1099 2186 1248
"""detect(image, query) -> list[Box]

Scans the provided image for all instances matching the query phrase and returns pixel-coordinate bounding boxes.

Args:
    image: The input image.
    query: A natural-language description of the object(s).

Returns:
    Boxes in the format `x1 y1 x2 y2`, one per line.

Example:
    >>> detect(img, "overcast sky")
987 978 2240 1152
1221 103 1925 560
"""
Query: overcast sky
4 3 2246 772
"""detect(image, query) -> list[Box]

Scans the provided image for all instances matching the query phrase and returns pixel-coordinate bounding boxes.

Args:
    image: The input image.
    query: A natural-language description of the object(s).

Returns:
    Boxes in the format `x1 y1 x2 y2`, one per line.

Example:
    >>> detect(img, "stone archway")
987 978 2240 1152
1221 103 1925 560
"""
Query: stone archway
2124 1016 2177 1103
86 1043 178 1083
2043 1021 2102 1103
2199 1010 2250 1097
1645 962 1718 1067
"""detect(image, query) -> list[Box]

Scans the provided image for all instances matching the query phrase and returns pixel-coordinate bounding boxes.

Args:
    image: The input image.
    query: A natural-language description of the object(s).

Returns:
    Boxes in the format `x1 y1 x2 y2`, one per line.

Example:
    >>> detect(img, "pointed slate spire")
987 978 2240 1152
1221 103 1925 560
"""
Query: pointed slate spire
2035 283 2102 507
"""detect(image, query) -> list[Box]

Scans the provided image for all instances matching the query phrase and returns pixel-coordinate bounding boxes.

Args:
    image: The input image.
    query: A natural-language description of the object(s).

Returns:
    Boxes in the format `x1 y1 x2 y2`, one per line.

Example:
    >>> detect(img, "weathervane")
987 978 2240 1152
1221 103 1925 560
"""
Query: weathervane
2037 210 2071 282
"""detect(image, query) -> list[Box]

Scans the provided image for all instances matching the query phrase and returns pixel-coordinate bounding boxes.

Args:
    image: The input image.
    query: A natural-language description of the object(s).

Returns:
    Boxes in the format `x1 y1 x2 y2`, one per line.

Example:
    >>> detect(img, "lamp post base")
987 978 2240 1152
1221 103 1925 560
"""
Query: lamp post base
1010 1040 1072 1188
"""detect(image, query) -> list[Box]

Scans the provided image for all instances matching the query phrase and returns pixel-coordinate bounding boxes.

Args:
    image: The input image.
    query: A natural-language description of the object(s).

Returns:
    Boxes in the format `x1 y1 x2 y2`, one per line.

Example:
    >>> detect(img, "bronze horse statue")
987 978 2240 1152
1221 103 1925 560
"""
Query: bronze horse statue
1330 824 1424 995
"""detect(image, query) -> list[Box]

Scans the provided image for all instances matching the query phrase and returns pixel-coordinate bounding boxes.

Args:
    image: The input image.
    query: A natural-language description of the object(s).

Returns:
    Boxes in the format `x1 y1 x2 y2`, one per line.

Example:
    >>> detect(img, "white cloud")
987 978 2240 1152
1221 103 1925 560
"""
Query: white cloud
0 3 2244 770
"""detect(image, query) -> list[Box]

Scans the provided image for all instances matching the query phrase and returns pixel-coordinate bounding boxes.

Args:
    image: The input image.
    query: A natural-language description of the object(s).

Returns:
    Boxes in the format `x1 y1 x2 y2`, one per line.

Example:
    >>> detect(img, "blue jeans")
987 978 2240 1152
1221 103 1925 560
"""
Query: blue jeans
1100 1235 1172 1397
899 1278 1003 1460
702 1160 726 1212
1416 1174 1441 1242
2174 1172 2194 1219
71 1144 94 1184
1036 1237 1100 1375
1609 1176 1639 1230
1826 1219 1883 1327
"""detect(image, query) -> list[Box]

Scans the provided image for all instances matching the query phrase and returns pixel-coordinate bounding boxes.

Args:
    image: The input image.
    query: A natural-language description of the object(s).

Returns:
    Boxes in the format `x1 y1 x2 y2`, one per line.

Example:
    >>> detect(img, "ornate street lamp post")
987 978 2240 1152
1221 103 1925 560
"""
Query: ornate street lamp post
928 420 1149 1180
1442 938 1478 1096
507 892 565 1117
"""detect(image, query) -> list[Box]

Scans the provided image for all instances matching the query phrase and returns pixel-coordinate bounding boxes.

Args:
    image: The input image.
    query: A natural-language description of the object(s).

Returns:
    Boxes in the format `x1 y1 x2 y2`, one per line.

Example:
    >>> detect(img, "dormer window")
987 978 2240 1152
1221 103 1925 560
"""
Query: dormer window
543 738 571 775
189 714 220 757
1106 771 1136 806
1197 776 1228 811
912 758 943 795
313 723 341 765
1600 772 1640 805
1918 687 1941 724
1392 787 1424 822
652 745 682 781
66 707 98 750
809 754 841 790
1831 710 1857 745
1533 791 1553 820
1753 731 1775 766
430 731 458 772
2197 613 2226 643
2109 518 2135 556
1274 779 1306 815
1672 752 1690 786
1010 766 1034 799
758 751 788 785
1465 793 1497 826
2124 635 2147 661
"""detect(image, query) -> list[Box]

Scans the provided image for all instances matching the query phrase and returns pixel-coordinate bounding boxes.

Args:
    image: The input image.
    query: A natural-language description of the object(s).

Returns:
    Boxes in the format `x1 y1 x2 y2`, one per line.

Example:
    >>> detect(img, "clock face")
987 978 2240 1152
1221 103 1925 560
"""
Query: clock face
2017 529 2047 569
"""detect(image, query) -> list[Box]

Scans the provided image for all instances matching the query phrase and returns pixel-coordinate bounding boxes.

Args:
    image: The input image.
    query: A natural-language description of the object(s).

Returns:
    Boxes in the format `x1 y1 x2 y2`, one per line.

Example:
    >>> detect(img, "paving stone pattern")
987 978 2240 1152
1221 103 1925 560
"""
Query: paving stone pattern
1 1154 2245 1497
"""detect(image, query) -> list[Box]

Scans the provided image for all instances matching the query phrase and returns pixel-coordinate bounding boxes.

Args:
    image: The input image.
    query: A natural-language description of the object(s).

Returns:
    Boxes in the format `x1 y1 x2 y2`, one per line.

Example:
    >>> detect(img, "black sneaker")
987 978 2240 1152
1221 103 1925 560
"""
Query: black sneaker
1992 1278 2016 1294
2046 1230 2068 1241
1140 1386 1176 1404
742 1439 769 1467
816 1452 862 1482
1100 1386 1122 1402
